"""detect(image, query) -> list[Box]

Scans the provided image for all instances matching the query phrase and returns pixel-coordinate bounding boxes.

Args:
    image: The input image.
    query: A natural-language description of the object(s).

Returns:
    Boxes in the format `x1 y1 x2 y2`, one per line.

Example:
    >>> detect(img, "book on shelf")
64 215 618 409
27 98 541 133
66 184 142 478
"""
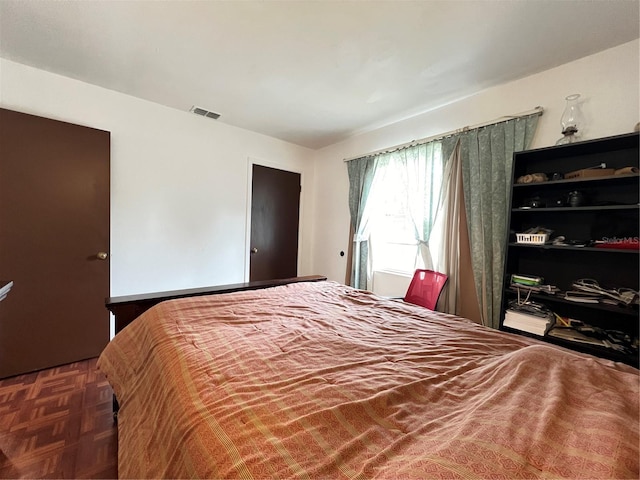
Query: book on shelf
503 309 553 336
564 291 601 303
510 274 543 286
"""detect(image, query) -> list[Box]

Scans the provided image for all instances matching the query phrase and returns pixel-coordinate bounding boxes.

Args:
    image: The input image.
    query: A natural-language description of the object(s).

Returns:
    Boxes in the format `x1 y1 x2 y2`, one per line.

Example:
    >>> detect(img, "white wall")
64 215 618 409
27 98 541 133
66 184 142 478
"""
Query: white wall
0 58 317 298
2 39 638 300
311 40 640 284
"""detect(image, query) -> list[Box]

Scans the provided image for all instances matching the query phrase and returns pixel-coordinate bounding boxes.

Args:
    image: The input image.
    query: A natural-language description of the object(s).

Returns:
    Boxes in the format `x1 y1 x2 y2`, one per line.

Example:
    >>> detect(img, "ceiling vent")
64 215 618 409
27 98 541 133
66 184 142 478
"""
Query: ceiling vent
190 106 221 120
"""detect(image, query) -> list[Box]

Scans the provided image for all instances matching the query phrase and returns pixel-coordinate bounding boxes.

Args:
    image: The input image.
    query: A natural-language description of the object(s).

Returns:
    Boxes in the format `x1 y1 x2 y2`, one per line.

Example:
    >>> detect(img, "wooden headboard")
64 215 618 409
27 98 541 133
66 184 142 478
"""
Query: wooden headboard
106 275 327 334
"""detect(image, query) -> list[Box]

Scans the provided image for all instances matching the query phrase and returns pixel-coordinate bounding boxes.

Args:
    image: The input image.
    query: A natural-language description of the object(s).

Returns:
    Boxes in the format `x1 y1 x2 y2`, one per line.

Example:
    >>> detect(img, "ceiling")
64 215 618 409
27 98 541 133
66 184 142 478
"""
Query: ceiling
1 1 638 149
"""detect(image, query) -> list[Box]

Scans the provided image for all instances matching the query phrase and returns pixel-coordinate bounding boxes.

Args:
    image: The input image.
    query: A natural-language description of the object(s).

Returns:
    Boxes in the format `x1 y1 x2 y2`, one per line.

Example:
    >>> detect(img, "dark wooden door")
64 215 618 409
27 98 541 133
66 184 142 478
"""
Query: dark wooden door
249 165 300 281
0 108 110 379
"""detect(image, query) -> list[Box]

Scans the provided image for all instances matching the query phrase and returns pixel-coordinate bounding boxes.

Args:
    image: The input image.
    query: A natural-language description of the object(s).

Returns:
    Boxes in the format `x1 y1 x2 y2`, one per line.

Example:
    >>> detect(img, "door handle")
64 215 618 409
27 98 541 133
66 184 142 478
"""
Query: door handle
96 252 108 260
250 248 258 254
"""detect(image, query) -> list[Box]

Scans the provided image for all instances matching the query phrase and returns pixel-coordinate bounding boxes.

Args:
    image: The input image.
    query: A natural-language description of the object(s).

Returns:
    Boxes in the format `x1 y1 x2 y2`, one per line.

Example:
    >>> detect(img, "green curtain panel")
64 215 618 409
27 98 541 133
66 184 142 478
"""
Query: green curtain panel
347 157 378 289
443 113 541 328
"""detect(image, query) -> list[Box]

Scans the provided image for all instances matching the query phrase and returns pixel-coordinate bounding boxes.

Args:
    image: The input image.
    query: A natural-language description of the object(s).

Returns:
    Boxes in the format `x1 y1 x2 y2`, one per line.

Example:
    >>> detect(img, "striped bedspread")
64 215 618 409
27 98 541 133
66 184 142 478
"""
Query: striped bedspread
97 281 639 479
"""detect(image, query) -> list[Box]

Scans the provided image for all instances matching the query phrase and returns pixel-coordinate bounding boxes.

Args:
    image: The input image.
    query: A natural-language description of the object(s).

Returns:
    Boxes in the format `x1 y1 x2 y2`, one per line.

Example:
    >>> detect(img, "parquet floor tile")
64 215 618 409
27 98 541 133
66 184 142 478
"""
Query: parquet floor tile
0 358 117 479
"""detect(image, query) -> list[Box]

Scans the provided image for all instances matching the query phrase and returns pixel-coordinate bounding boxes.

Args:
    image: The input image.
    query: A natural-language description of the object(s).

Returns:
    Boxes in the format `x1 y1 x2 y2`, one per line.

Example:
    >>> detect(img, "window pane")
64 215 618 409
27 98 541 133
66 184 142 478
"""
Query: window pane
372 238 417 274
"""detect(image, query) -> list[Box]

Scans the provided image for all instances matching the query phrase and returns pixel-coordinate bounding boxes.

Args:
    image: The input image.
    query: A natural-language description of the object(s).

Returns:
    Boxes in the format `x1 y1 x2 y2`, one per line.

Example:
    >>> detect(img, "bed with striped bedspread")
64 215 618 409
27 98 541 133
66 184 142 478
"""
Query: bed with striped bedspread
97 280 638 479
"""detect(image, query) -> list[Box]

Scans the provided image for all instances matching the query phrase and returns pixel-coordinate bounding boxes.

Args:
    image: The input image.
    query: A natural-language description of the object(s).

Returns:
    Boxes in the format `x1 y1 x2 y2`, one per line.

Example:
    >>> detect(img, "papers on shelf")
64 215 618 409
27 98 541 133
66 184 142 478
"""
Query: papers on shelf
547 327 609 347
503 309 553 336
510 283 561 295
548 325 636 354
563 291 600 303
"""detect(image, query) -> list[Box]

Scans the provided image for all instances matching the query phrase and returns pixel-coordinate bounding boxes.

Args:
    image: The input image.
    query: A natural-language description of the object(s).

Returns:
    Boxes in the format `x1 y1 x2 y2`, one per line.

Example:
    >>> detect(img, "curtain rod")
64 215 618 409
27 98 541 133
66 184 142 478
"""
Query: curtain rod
343 106 544 163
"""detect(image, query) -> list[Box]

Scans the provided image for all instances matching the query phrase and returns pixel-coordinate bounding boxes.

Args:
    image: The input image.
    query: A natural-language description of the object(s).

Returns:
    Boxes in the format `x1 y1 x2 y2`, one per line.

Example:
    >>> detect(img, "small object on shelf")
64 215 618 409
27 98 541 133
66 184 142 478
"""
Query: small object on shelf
511 274 543 286
522 196 545 208
516 233 549 244
550 237 591 247
516 172 548 184
510 283 560 295
565 167 615 179
567 190 586 207
614 166 639 175
556 94 584 145
594 239 640 250
552 312 571 327
516 226 553 245
508 298 551 318
564 291 600 303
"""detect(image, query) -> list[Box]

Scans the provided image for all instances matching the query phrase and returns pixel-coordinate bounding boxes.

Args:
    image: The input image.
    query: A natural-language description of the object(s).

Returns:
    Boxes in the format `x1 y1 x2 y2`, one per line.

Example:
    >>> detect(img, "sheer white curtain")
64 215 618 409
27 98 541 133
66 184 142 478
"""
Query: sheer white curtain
399 142 443 270
430 139 463 313
355 156 391 288
367 144 444 276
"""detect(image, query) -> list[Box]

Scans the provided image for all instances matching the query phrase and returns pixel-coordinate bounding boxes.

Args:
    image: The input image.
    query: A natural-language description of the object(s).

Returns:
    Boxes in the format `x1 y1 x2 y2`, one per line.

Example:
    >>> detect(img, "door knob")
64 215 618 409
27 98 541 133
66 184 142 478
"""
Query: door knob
250 248 258 254
97 252 108 260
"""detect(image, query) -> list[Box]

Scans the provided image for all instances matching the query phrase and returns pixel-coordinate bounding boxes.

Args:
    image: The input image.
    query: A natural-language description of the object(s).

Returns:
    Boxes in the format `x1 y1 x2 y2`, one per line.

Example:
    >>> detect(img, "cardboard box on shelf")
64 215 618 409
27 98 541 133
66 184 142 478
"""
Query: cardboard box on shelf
564 168 614 179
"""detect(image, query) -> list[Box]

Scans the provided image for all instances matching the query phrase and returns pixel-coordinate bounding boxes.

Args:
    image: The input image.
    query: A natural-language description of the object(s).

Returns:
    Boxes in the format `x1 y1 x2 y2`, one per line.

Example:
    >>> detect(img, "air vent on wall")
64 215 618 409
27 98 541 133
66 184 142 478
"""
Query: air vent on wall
189 105 221 120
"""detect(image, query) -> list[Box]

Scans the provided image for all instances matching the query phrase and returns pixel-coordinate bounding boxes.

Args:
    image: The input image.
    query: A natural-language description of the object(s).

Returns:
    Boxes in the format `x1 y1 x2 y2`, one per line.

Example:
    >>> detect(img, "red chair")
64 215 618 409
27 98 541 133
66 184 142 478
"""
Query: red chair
403 269 449 311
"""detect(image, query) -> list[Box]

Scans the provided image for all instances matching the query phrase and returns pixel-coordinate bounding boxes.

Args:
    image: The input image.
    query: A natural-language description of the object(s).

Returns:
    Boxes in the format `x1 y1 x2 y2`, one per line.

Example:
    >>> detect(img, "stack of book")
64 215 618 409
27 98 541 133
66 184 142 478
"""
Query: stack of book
503 309 553 336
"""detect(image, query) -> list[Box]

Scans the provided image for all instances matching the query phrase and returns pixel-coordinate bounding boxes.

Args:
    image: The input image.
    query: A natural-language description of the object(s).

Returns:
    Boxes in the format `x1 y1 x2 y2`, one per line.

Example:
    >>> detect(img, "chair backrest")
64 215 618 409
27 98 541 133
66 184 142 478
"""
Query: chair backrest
403 269 448 311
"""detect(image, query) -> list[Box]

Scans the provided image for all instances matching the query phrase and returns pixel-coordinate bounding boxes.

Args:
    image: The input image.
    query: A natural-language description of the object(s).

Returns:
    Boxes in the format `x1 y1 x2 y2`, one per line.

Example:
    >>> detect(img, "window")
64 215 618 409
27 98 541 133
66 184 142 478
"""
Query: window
367 143 444 276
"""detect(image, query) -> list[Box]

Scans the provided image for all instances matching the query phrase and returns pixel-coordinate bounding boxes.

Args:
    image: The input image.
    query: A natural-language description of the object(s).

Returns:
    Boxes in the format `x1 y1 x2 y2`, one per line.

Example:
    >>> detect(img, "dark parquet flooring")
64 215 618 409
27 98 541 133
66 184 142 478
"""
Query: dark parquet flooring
0 358 117 479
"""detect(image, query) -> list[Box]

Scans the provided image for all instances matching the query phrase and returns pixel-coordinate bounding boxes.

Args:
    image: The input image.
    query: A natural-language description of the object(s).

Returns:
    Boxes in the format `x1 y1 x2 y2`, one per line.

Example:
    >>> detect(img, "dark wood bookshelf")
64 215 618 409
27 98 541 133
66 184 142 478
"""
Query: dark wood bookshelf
501 132 639 367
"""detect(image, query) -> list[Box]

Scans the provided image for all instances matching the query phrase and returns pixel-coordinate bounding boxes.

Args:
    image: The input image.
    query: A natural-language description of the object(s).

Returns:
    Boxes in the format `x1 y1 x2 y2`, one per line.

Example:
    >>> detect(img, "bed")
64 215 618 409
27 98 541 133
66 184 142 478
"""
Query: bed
97 278 639 479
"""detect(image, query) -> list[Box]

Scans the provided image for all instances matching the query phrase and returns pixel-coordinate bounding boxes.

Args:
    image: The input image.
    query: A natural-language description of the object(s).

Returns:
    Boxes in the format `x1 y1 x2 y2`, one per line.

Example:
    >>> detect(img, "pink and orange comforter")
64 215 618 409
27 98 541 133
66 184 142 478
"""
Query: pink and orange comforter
97 281 639 478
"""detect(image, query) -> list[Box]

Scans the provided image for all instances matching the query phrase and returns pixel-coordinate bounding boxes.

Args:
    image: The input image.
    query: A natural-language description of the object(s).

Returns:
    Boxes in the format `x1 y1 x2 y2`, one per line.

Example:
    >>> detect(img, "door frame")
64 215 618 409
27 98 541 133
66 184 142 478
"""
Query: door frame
244 157 305 282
